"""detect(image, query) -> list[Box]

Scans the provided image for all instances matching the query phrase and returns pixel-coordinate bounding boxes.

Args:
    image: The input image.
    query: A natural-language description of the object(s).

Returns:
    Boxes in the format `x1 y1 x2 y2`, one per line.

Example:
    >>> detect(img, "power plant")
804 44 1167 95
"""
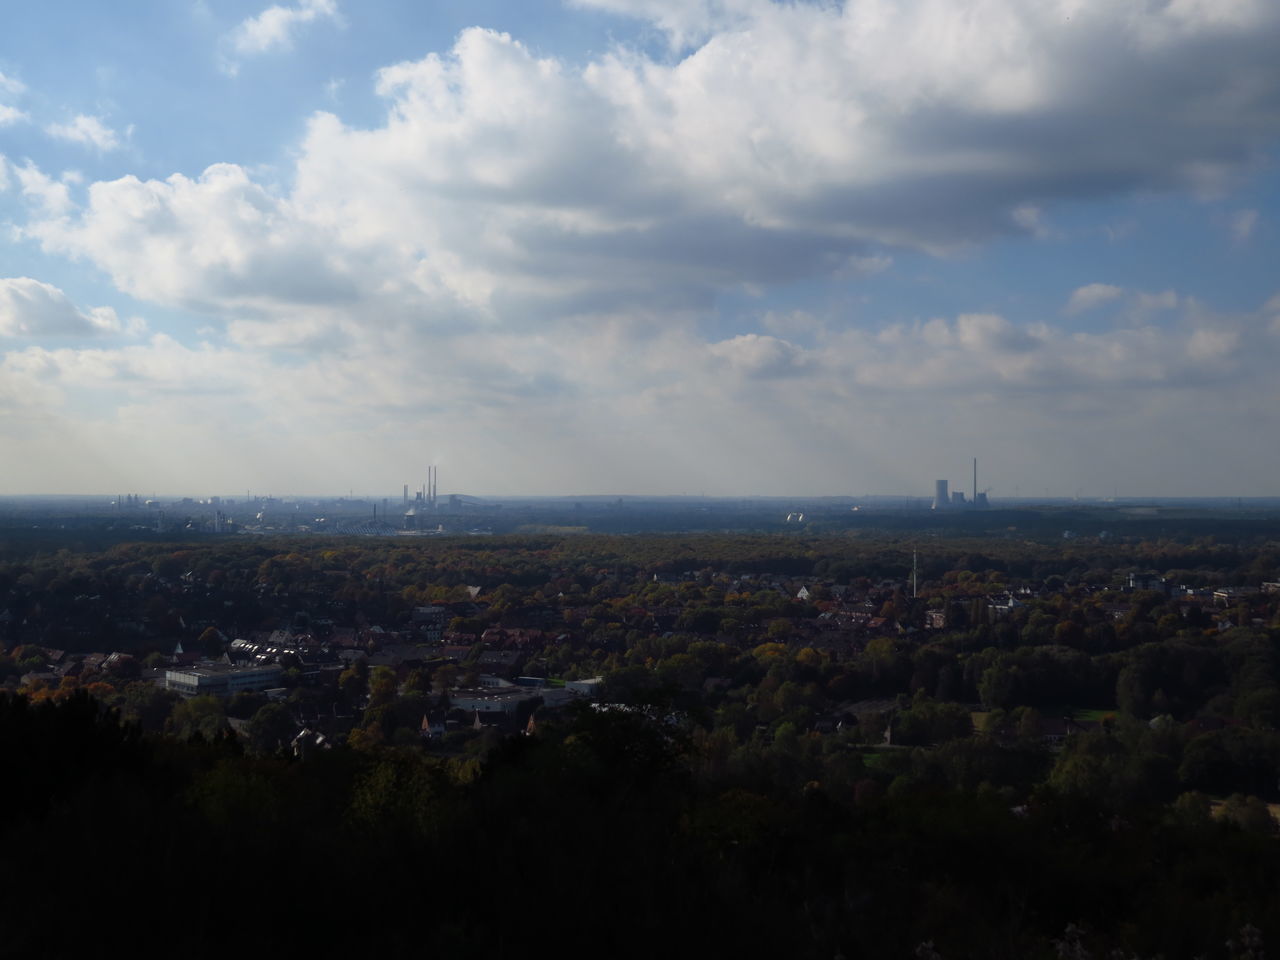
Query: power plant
408 466 438 509
932 458 990 509
933 479 949 510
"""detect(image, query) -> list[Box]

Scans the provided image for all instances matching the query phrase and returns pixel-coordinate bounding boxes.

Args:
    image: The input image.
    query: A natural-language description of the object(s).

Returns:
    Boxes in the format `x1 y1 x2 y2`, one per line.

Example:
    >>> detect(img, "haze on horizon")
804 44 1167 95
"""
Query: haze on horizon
2 0 1279 500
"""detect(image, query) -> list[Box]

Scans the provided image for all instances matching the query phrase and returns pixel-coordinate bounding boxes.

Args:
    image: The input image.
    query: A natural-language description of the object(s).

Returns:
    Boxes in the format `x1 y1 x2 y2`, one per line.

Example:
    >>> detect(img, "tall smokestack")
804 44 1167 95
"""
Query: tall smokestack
973 458 978 505
432 467 437 507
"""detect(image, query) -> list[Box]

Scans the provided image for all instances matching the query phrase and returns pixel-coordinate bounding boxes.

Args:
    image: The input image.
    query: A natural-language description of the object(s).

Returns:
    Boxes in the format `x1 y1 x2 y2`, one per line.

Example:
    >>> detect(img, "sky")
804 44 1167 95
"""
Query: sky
2 0 1280 499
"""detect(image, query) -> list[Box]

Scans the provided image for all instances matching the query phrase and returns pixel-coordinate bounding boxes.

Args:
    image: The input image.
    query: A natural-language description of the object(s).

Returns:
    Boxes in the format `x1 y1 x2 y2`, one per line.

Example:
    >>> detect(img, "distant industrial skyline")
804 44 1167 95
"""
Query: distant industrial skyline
2 1 1280 497
9 455 1260 502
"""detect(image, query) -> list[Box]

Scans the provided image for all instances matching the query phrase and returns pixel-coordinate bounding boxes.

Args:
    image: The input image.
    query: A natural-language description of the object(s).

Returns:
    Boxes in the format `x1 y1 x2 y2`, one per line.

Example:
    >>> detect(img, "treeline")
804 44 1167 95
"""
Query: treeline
1 530 1275 653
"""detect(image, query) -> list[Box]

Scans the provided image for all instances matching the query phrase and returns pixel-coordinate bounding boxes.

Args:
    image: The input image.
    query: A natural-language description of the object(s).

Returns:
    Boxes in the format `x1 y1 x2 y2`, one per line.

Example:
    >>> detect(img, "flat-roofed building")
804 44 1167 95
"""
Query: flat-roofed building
165 663 284 698
449 687 538 717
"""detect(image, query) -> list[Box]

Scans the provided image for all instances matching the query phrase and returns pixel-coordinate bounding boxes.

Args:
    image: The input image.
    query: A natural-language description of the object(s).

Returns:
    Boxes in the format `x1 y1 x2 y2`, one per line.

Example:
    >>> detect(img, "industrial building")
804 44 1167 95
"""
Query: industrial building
932 459 990 509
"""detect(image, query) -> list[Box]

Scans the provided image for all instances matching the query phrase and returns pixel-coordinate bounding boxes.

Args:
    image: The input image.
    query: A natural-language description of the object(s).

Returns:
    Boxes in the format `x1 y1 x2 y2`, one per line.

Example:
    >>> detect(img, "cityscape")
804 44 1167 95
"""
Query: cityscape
7 451 1280 540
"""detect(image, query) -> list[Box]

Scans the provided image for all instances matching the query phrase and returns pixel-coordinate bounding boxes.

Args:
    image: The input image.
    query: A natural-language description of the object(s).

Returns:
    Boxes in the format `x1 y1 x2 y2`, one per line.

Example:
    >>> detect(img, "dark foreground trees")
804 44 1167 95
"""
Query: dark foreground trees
3 691 1279 960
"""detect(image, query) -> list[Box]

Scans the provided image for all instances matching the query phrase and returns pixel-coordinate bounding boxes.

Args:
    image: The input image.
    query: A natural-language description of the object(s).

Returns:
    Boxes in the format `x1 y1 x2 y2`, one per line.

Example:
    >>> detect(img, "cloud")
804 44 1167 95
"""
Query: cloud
840 254 893 277
568 0 764 49
1187 326 1239 361
24 163 361 316
1012 204 1048 237
761 309 823 338
229 0 340 56
0 71 27 127
709 333 812 379
1064 283 1124 315
0 278 125 338
1134 289 1179 313
46 114 121 151
1 291 1276 496
1232 208 1259 242
29 4 1280 336
840 309 1251 393
15 162 73 216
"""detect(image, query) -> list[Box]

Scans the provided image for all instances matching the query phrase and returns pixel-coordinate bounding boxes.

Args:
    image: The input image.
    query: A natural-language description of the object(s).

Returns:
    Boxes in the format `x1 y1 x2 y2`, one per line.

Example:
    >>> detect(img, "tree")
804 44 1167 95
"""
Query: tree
167 695 229 741
892 694 974 746
978 660 1016 709
119 681 177 733
368 666 398 709
403 669 429 695
245 702 296 754
198 626 224 659
432 663 459 693
1116 663 1150 718
1218 794 1277 835
339 659 369 701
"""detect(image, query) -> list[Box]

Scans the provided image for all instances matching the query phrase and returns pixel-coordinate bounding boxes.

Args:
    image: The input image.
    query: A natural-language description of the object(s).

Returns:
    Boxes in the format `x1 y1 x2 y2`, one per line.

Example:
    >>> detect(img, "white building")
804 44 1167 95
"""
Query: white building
165 663 284 698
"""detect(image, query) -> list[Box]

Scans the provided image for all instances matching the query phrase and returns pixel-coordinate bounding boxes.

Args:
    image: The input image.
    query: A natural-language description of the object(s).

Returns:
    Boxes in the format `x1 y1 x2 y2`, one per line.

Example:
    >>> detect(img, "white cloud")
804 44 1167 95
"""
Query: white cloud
229 0 340 56
30 3 1280 340
0 71 27 128
1187 326 1239 361
0 71 28 130
1 292 1277 496
15 162 73 216
568 0 765 49
23 162 363 316
709 332 811 378
841 254 893 277
1134 289 1179 313
0 278 124 338
1232 208 1259 242
1012 204 1047 237
761 309 823 338
21 4 1280 328
46 114 121 152
1064 283 1124 315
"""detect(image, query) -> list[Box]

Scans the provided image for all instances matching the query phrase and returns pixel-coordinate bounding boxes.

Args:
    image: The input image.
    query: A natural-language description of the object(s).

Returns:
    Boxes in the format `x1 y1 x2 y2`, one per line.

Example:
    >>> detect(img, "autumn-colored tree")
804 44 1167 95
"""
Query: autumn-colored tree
368 666 398 709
